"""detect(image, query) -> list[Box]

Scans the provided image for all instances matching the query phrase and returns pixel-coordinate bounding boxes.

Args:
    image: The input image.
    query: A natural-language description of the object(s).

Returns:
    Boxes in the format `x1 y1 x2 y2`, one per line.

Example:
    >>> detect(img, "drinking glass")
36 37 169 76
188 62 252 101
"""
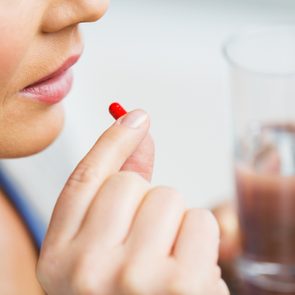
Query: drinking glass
223 26 295 294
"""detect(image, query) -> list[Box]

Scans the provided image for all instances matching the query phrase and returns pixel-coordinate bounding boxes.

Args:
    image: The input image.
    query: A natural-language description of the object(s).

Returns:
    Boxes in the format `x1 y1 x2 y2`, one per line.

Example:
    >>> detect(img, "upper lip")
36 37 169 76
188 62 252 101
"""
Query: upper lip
24 54 81 89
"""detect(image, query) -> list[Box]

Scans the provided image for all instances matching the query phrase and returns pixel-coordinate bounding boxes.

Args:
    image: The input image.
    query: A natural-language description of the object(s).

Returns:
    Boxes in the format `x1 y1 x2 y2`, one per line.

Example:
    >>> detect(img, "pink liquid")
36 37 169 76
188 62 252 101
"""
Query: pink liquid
236 166 295 264
234 124 295 294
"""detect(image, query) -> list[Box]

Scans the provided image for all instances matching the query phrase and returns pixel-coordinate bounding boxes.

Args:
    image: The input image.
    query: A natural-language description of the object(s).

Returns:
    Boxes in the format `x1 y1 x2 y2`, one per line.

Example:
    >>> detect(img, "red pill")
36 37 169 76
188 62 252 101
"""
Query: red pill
109 102 127 120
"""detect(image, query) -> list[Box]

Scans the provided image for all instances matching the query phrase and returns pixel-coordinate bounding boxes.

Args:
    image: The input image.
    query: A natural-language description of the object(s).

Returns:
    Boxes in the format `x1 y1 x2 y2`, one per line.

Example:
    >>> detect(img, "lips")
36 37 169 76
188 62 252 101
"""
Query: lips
21 55 81 104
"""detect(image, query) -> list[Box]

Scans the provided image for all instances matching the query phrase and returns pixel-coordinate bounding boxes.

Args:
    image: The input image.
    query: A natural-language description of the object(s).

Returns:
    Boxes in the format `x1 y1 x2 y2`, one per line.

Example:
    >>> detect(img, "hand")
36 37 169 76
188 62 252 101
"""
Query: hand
37 109 229 295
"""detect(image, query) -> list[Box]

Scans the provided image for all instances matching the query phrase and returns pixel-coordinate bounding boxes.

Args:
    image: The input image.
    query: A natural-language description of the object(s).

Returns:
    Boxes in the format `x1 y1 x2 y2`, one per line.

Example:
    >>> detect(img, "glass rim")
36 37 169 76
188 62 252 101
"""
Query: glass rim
222 25 295 78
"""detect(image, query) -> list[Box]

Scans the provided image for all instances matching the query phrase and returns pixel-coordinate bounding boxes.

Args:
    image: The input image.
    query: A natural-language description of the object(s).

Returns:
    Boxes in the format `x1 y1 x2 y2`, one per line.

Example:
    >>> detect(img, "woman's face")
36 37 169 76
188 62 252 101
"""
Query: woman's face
0 0 108 157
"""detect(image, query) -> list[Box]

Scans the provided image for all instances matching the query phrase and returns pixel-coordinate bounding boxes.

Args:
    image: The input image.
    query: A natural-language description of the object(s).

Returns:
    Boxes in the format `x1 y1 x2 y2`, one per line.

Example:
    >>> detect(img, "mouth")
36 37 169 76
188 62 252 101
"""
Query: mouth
20 55 81 104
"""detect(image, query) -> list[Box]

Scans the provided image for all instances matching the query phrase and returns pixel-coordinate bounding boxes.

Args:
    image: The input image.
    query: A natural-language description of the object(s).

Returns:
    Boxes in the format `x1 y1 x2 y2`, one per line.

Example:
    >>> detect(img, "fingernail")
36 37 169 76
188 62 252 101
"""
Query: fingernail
119 109 148 129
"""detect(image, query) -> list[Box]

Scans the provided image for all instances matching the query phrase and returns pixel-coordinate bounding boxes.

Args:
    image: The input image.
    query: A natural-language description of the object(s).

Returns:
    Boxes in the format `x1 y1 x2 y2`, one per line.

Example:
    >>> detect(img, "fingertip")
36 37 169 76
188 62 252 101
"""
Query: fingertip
116 109 149 129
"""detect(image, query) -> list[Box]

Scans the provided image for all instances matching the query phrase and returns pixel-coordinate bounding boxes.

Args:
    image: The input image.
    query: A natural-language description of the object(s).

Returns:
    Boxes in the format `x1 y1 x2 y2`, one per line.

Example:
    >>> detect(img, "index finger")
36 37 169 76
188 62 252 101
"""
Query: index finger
45 109 150 244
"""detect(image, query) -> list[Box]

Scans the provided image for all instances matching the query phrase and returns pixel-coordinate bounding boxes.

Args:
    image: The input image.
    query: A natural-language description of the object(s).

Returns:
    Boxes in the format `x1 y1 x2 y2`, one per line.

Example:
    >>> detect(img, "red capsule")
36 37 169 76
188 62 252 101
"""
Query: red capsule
109 102 127 120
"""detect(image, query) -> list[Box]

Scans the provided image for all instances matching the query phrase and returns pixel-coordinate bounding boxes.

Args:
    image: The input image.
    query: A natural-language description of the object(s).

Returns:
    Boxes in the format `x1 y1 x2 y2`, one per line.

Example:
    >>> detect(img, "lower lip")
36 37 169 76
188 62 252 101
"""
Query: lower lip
20 69 74 104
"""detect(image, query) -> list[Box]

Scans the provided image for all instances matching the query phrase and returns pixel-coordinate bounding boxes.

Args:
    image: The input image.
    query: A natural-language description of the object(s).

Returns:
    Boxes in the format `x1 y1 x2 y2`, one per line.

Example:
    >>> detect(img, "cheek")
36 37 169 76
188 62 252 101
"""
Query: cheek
0 28 25 85
0 2 40 89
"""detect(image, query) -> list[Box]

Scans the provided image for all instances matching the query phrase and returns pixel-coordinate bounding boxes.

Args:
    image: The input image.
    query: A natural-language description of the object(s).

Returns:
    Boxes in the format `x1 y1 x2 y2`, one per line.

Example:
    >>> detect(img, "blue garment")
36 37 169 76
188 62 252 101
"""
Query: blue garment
0 167 46 250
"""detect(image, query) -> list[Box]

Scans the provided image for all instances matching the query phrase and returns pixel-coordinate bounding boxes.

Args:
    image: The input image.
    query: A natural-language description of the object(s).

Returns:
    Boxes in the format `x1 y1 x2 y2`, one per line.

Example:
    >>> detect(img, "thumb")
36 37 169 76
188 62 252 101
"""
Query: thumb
120 132 155 182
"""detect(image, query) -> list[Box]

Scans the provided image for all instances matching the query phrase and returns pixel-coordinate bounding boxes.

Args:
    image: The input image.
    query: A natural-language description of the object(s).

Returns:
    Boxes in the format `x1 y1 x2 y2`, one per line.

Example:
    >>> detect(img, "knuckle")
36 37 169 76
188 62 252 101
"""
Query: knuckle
67 163 100 188
119 265 145 295
168 283 187 295
70 254 98 295
188 208 220 238
168 278 200 295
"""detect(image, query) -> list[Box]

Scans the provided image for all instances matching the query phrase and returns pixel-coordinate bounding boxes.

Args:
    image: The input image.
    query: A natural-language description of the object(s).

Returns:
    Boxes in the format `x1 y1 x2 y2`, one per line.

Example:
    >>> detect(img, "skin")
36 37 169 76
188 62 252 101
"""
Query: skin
0 0 229 294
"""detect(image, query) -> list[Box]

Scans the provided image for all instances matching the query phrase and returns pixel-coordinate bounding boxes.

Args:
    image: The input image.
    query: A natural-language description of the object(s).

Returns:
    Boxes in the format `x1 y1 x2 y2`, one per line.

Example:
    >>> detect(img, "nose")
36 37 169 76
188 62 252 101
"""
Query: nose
42 0 109 33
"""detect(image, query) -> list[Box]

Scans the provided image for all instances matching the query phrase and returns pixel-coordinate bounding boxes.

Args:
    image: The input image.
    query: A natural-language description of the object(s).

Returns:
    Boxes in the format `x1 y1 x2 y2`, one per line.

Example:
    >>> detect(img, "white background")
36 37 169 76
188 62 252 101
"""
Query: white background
2 0 295 222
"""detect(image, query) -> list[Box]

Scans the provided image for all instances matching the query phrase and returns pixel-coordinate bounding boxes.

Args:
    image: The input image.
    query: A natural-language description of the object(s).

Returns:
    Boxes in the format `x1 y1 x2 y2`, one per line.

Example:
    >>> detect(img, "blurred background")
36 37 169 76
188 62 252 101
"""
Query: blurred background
2 0 295 222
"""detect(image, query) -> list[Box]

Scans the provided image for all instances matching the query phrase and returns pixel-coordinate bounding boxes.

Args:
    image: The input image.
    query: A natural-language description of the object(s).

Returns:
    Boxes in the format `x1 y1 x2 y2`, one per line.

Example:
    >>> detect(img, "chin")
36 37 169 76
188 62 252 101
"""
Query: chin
0 103 65 158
